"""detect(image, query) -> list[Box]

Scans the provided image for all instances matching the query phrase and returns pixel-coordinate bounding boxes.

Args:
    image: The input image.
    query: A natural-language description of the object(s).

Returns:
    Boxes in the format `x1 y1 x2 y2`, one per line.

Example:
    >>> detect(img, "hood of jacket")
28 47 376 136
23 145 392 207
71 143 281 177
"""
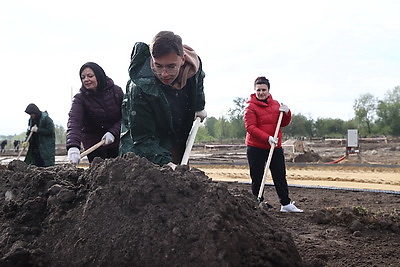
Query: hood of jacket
247 93 274 107
25 103 41 115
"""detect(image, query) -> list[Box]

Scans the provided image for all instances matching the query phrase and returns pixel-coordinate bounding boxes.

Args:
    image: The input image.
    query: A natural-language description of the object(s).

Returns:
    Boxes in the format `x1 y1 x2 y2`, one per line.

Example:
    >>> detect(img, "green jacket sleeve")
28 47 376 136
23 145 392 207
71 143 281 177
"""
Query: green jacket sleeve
120 82 172 165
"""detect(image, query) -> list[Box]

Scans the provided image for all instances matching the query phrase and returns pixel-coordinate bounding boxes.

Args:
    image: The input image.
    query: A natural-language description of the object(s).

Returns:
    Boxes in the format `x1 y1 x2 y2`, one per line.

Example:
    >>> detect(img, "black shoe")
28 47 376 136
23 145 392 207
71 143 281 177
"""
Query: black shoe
259 201 273 209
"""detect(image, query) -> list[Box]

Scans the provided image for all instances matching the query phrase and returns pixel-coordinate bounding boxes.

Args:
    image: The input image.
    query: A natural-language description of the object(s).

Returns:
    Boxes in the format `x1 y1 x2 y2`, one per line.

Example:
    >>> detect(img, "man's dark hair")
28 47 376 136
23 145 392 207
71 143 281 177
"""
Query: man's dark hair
150 31 183 58
254 76 270 89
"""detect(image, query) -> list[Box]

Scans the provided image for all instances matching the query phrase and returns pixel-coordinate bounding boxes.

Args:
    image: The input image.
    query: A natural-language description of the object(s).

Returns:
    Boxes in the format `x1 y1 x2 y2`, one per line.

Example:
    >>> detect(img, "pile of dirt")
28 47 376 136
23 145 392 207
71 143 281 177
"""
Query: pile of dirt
293 151 325 163
0 153 303 266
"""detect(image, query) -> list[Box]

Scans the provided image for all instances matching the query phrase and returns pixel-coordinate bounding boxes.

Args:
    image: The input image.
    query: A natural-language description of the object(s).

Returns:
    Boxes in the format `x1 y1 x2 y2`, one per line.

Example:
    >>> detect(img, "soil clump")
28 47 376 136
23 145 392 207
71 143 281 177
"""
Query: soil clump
0 154 302 266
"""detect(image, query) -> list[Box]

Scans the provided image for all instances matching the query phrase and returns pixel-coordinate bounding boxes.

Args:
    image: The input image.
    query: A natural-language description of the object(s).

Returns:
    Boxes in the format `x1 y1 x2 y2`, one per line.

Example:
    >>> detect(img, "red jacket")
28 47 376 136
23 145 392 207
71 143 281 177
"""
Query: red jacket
244 93 291 149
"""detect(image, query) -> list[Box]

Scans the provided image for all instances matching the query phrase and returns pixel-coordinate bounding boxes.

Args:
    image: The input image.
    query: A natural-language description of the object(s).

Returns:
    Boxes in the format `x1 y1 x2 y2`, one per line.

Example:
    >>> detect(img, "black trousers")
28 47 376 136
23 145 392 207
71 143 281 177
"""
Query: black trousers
87 147 119 163
247 146 291 205
32 148 45 167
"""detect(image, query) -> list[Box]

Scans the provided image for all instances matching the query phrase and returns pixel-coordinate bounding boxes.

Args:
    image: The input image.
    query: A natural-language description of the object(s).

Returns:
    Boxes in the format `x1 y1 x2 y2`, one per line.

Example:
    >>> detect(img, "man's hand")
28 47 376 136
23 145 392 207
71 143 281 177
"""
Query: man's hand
31 125 38 132
268 136 278 146
68 147 81 164
279 104 289 114
102 132 115 145
195 109 207 122
22 141 29 148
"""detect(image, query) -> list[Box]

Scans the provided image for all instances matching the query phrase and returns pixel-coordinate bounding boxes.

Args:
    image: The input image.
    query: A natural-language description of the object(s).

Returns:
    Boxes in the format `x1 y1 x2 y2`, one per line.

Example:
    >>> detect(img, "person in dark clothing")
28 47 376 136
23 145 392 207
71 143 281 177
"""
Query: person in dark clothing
67 62 124 164
0 140 7 153
13 140 20 152
120 31 207 170
23 103 55 167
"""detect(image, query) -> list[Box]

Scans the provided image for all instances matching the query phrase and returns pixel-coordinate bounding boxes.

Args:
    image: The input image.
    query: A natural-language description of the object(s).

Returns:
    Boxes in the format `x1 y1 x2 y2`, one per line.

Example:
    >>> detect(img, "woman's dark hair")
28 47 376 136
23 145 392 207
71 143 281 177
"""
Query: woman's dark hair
254 76 270 90
79 62 107 90
150 31 183 58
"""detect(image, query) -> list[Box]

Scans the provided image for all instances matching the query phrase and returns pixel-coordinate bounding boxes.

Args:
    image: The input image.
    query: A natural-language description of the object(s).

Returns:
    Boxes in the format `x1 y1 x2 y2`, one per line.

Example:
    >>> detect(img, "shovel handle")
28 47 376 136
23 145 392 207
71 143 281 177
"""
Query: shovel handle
16 130 34 160
80 139 105 159
181 117 201 165
257 112 284 201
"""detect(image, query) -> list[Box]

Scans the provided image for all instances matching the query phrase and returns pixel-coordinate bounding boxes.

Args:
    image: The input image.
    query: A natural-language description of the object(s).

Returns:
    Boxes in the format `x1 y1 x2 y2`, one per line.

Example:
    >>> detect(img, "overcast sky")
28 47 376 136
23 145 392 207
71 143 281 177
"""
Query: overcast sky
1 0 399 136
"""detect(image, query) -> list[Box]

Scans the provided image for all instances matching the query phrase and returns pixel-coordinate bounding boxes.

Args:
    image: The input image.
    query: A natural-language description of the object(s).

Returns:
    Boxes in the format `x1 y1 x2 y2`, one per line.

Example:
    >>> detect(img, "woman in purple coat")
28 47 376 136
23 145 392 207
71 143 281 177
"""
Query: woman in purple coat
67 62 124 163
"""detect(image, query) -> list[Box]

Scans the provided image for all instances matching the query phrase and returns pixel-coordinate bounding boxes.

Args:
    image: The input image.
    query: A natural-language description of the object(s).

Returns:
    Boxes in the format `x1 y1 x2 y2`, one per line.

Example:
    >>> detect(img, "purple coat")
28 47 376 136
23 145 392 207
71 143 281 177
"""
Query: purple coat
67 78 124 151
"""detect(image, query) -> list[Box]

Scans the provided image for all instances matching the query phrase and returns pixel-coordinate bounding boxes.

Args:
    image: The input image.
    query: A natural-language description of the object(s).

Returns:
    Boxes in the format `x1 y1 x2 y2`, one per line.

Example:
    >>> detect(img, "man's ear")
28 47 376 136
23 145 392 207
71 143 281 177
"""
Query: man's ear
181 53 186 66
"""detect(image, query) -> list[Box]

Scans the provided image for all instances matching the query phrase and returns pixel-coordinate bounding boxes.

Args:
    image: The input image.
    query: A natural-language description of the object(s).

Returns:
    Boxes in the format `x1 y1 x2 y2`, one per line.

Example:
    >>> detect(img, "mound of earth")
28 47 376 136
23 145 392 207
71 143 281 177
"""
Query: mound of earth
0 153 303 266
293 151 324 163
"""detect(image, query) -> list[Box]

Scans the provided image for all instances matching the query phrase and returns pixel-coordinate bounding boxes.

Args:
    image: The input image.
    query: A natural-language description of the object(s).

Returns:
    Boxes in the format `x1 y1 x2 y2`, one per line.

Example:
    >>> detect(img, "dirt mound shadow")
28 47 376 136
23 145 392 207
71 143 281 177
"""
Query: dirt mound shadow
0 154 303 266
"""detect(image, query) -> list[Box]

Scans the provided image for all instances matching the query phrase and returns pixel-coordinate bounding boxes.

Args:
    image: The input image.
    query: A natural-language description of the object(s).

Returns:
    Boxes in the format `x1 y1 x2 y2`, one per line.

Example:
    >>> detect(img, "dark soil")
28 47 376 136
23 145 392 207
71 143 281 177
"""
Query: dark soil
1 153 399 266
0 154 302 266
227 183 400 266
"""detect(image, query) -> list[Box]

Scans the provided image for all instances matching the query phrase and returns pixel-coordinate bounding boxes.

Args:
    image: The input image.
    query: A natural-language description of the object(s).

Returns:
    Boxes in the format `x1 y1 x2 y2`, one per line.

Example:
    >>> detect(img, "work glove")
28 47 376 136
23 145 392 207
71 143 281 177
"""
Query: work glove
166 162 177 170
31 125 38 132
68 147 81 164
268 136 278 146
102 132 115 145
22 141 29 148
279 104 289 114
195 109 207 122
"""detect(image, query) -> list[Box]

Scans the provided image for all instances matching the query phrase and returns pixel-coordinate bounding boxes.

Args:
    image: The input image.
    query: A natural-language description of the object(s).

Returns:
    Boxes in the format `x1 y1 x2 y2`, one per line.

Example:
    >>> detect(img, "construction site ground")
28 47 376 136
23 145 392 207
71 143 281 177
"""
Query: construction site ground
0 138 399 266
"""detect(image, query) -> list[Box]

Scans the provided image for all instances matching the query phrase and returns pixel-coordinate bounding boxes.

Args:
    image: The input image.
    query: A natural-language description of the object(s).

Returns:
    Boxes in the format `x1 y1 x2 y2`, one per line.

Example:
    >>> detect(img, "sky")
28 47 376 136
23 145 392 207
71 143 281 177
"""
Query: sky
1 0 399 136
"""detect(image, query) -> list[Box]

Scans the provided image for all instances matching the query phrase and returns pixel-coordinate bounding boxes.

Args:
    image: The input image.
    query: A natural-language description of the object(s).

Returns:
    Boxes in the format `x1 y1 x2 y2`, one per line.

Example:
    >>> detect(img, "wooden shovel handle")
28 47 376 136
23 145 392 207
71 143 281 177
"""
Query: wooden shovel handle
181 117 201 165
80 139 105 159
257 112 284 201
16 130 34 160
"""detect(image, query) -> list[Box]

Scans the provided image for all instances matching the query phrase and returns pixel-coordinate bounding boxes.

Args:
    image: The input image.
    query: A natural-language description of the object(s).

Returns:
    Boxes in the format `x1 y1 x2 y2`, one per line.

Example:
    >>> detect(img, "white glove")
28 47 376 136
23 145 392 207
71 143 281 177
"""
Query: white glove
102 132 115 145
268 136 278 146
31 125 38 132
68 147 81 164
166 162 177 170
279 104 289 114
22 141 29 148
195 109 207 122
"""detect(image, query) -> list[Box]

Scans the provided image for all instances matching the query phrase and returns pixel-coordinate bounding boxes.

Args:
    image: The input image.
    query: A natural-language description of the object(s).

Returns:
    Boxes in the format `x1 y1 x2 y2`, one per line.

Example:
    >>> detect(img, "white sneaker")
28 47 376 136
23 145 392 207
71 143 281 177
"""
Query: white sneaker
280 201 303 213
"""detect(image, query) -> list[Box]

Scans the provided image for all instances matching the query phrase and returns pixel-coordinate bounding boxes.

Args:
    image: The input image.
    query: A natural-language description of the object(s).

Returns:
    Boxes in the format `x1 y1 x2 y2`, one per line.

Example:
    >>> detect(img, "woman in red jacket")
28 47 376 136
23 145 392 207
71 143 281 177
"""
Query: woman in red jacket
244 76 303 212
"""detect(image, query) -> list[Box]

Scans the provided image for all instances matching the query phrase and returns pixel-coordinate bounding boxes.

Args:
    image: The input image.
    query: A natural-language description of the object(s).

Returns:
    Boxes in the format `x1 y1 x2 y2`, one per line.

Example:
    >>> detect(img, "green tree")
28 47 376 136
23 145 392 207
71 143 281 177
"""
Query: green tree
195 125 215 143
314 118 346 137
353 93 377 135
376 86 400 136
205 117 218 138
215 116 231 143
227 97 247 139
283 113 314 137
54 125 67 144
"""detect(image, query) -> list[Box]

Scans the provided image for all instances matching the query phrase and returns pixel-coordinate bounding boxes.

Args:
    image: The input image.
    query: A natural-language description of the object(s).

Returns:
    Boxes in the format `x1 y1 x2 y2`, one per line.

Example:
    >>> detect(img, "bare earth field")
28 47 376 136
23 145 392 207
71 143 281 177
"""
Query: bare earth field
0 139 399 266
191 139 400 266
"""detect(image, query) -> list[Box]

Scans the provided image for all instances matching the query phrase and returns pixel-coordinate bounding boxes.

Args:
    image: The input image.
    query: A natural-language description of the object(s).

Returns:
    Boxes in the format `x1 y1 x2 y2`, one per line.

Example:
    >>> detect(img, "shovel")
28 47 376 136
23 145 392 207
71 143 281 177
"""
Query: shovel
16 127 35 160
80 139 106 159
257 112 284 203
181 117 201 165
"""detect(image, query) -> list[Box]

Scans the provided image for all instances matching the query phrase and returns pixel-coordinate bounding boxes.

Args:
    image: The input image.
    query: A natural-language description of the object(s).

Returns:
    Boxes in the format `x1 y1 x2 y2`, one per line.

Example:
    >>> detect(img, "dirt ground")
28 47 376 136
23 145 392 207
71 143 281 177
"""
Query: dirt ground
0 139 399 266
188 139 400 266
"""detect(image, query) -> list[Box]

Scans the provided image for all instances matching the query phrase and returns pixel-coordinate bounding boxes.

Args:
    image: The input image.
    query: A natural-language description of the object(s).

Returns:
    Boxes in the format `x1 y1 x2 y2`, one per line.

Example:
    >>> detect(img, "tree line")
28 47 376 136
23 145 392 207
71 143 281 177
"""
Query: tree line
1 86 398 146
196 85 400 142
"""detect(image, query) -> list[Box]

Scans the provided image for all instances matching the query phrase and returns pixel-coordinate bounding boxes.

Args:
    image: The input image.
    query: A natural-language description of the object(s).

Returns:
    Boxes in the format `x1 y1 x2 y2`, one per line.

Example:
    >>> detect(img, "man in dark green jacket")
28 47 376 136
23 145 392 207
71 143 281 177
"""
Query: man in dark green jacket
22 103 55 167
120 31 206 168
